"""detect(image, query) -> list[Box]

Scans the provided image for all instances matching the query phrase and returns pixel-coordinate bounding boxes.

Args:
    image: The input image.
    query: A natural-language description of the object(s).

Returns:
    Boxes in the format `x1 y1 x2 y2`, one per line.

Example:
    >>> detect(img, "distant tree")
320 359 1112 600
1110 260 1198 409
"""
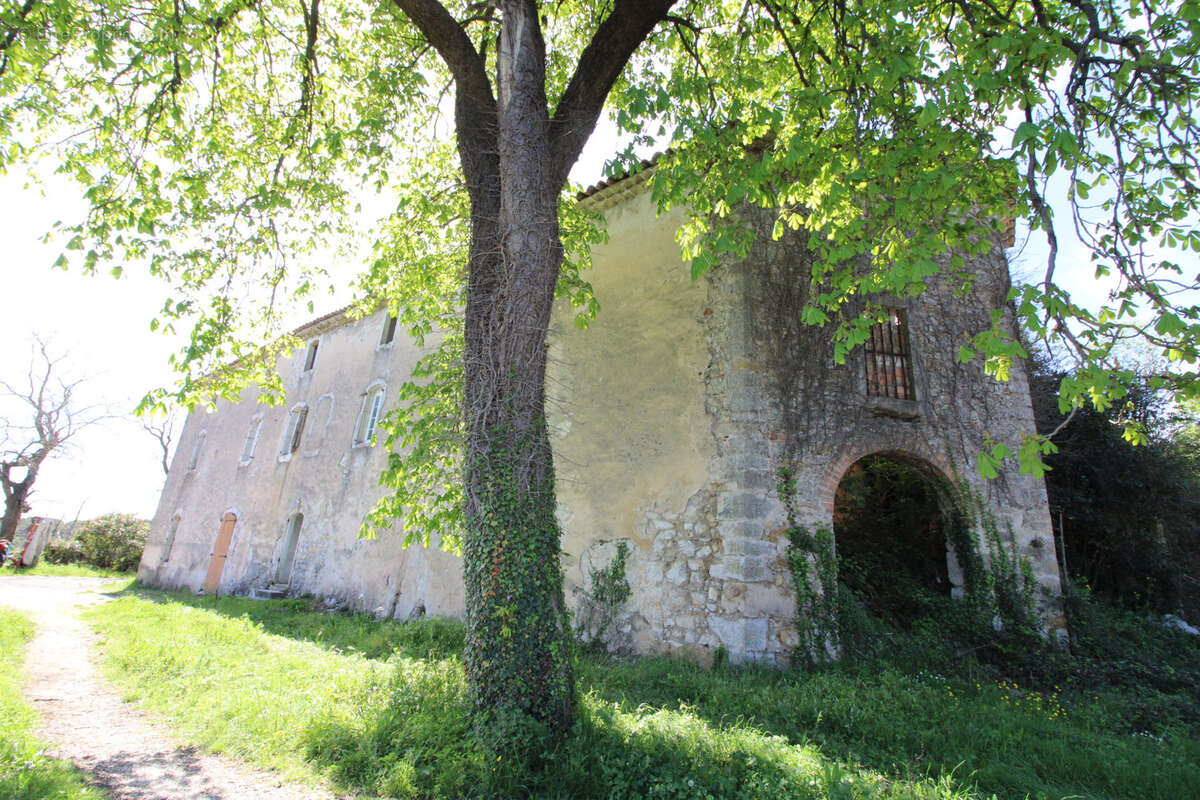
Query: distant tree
1032 362 1200 618
141 412 179 477
0 338 103 542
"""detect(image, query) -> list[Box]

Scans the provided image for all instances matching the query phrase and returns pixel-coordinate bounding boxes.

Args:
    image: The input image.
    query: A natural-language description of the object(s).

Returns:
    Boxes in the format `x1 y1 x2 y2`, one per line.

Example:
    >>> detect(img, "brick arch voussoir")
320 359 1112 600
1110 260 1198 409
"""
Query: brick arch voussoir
819 436 954 516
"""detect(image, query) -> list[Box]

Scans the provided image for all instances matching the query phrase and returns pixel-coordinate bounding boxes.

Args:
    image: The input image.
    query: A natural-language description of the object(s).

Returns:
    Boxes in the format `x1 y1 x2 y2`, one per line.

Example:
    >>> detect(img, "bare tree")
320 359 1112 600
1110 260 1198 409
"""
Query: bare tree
141 412 178 477
1 337 103 541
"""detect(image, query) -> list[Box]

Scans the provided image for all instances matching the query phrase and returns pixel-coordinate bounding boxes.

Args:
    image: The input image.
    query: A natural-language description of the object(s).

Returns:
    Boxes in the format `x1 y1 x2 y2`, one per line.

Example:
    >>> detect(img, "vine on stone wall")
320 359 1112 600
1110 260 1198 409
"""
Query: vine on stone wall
779 465 1042 664
944 479 1040 634
777 468 839 665
574 541 633 652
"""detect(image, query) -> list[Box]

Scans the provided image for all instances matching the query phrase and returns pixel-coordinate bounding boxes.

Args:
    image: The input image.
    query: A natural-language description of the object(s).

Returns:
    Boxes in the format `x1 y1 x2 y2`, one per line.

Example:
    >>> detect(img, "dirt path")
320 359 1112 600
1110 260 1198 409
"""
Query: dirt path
0 576 339 800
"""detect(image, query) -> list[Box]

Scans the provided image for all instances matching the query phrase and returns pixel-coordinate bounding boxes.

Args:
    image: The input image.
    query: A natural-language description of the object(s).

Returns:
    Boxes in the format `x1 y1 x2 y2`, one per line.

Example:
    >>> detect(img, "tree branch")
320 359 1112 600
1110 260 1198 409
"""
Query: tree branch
389 0 495 114
549 0 679 187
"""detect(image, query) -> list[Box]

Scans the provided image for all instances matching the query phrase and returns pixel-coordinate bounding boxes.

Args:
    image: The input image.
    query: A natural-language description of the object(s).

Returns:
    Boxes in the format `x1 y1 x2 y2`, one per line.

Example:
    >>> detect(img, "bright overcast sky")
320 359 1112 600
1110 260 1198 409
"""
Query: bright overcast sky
0 115 1112 524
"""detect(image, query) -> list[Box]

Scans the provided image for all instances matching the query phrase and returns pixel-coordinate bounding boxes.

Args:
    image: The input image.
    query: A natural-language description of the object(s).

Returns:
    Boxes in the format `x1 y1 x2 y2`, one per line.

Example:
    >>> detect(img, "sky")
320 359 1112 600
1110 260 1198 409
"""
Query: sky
0 167 182 521
0 115 1136 525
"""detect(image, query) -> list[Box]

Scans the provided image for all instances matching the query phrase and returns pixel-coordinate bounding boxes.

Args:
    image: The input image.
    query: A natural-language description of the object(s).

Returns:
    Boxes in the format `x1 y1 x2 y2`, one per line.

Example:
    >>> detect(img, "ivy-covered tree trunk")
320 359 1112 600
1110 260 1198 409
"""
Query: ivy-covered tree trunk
456 1 574 733
394 0 676 736
458 0 571 734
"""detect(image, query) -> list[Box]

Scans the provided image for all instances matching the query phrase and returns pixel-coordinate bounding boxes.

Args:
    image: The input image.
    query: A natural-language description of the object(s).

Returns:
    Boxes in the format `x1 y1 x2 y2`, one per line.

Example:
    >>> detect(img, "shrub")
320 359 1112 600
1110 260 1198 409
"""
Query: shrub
73 514 149 572
41 541 85 565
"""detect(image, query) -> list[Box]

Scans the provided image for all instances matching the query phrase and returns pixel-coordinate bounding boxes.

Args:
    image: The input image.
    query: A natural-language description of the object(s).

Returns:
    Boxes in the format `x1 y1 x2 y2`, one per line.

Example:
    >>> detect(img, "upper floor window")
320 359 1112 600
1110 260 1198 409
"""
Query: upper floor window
188 431 207 471
864 308 916 401
303 394 335 456
379 314 398 347
353 384 385 446
279 404 309 458
303 339 319 371
239 415 264 464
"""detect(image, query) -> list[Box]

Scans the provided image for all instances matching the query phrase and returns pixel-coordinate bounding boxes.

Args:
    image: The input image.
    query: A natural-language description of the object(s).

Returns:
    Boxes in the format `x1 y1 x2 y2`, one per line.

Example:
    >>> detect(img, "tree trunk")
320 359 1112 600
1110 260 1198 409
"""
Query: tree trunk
392 0 677 742
457 0 574 737
1 476 32 543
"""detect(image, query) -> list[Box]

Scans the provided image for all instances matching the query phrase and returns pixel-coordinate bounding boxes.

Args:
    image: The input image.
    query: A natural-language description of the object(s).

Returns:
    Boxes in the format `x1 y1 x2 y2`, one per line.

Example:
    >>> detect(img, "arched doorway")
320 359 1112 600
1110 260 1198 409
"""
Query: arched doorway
833 453 954 627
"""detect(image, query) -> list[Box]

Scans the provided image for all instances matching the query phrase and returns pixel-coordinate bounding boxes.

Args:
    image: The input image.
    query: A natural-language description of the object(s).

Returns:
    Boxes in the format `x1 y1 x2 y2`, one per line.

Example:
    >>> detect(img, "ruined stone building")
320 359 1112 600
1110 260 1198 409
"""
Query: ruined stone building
140 168 1065 664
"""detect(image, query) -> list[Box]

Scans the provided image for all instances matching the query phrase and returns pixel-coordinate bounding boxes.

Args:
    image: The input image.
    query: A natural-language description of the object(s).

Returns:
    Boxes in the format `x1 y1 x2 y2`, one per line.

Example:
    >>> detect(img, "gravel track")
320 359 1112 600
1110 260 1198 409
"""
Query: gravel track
0 576 339 800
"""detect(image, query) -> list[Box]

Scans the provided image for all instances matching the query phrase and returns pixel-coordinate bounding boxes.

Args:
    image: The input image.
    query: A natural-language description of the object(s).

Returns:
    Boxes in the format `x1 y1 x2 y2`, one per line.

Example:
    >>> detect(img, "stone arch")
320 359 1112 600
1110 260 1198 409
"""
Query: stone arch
819 436 954 517
826 446 964 626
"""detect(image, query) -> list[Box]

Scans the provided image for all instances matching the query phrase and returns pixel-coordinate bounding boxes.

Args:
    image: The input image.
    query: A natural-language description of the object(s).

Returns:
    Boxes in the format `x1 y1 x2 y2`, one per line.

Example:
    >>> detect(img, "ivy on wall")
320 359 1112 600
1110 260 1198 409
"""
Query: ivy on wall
778 465 1041 665
777 468 839 666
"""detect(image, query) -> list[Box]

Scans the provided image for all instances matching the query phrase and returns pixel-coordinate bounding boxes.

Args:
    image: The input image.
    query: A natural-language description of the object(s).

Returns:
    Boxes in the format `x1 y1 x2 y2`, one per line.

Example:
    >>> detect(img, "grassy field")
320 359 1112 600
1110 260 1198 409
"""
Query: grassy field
1 562 136 580
84 586 1200 799
0 609 109 799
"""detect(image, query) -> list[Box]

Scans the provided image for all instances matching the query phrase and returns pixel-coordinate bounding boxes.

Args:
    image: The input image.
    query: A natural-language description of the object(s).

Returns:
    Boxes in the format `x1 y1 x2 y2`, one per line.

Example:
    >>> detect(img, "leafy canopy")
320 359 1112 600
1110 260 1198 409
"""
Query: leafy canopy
2 0 1198 544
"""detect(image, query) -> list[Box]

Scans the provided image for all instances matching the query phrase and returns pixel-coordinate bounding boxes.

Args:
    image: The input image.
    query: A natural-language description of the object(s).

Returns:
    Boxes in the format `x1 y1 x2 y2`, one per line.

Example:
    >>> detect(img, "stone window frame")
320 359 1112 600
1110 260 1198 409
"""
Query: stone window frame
859 302 924 419
188 430 207 471
378 314 398 348
239 413 264 466
161 512 182 562
352 382 386 447
303 393 336 458
278 404 309 461
302 338 320 372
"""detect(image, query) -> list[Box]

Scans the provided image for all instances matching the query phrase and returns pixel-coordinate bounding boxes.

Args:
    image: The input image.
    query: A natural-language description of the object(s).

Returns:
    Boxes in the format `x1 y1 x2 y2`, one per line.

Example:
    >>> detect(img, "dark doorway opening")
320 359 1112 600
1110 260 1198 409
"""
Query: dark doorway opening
833 453 951 627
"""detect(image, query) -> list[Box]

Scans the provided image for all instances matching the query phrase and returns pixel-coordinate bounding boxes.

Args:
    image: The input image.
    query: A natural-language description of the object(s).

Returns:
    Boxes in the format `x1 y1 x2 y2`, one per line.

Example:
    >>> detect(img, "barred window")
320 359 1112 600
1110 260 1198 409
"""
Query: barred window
864 308 915 401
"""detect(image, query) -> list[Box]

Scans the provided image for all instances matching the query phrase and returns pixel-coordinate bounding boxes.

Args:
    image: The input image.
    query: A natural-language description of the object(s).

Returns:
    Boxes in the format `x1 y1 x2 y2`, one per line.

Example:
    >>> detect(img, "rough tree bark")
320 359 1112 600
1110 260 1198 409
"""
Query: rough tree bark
389 0 677 733
1 462 39 542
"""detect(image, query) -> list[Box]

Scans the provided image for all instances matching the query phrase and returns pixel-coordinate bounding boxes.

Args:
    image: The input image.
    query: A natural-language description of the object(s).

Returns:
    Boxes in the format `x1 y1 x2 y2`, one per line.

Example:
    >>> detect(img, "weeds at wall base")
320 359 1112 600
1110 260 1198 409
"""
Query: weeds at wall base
777 464 1045 672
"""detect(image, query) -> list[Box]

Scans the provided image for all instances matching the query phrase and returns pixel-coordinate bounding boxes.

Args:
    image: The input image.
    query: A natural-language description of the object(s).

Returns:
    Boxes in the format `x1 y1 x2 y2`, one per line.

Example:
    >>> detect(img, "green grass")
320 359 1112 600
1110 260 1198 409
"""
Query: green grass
2 561 136 580
83 587 1200 800
0 608 109 799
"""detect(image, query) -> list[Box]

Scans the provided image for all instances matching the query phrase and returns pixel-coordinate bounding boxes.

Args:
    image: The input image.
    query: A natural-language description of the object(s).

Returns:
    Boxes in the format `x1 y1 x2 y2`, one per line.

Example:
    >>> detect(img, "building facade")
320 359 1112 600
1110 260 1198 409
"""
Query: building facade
140 171 1065 663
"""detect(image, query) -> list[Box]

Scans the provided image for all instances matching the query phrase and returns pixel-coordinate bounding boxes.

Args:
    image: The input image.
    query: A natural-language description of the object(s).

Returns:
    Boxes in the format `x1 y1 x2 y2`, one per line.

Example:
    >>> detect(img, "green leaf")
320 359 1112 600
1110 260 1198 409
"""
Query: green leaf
1012 121 1039 148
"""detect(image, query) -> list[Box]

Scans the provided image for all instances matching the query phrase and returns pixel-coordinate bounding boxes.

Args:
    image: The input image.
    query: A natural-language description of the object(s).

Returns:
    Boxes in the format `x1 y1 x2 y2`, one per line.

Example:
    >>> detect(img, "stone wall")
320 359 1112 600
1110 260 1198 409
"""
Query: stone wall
551 184 1064 664
142 174 1064 664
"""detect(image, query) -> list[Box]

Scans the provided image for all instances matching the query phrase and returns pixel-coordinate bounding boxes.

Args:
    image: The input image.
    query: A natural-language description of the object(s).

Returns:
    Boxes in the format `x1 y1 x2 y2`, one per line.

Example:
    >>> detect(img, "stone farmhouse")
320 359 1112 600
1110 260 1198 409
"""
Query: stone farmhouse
140 168 1065 664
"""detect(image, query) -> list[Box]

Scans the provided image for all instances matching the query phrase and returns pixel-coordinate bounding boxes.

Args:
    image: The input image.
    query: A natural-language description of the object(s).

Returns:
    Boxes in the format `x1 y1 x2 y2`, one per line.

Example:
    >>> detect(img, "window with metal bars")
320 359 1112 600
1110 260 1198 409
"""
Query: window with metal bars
864 308 916 401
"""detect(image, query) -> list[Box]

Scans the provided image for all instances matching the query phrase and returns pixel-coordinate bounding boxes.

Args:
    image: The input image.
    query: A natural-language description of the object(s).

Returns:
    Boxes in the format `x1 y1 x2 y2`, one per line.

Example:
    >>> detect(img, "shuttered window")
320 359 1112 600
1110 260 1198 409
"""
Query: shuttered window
354 385 385 446
379 315 398 346
279 405 308 457
240 416 263 463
